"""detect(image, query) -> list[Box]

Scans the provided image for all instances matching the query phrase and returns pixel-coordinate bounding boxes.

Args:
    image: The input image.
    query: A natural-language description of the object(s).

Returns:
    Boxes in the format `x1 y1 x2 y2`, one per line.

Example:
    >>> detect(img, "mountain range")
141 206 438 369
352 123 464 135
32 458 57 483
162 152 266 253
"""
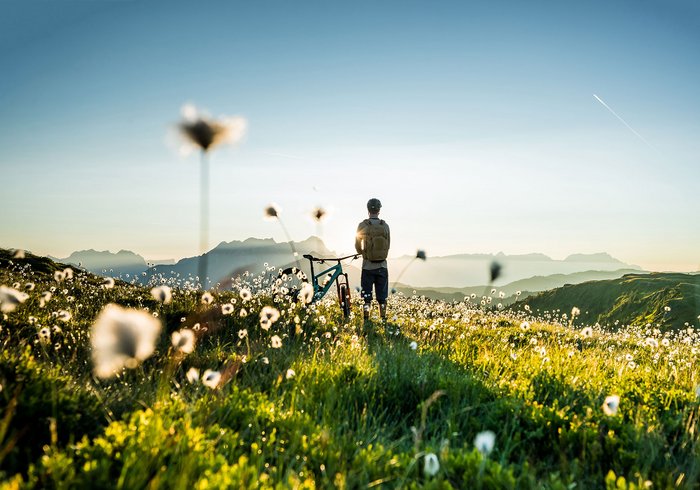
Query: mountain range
49 236 643 290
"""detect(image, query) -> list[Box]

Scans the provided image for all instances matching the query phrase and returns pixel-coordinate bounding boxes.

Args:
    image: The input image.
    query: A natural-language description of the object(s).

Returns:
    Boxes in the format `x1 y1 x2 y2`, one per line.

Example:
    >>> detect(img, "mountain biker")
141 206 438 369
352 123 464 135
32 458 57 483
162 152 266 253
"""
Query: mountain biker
355 198 390 322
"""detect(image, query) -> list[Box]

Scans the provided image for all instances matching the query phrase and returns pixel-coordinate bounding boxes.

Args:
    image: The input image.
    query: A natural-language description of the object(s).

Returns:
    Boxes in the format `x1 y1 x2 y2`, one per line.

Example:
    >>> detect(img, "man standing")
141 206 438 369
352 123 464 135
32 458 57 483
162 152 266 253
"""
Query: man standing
355 198 390 322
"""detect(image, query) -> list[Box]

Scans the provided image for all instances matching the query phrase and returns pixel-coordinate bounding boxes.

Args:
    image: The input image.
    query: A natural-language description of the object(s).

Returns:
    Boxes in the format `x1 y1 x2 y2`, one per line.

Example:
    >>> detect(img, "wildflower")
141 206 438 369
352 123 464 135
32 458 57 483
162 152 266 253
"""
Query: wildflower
524 305 531 312
311 206 327 222
260 306 280 324
661 338 670 347
25 282 35 291
178 104 247 152
40 291 52 308
56 310 71 322
221 303 234 315
151 285 172 304
515 291 521 297
63 268 74 280
38 327 51 344
423 453 440 477
90 304 162 379
264 203 280 220
239 288 252 301
0 286 29 313
498 291 505 299
474 430 496 456
571 307 581 317
285 368 295 379
602 395 620 416
186 367 200 384
238 329 248 339
171 329 196 354
489 261 502 282
299 282 314 304
102 277 115 289
262 357 269 364
520 321 530 331
416 250 427 261
202 369 221 389
645 337 658 348
271 335 283 349
409 341 418 350
239 308 248 318
580 326 593 338
664 306 671 312
201 292 214 305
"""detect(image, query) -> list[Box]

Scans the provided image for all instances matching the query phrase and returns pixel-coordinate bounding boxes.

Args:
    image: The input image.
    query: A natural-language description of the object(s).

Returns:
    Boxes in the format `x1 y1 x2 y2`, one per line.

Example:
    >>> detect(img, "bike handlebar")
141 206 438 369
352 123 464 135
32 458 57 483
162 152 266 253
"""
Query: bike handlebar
303 253 361 263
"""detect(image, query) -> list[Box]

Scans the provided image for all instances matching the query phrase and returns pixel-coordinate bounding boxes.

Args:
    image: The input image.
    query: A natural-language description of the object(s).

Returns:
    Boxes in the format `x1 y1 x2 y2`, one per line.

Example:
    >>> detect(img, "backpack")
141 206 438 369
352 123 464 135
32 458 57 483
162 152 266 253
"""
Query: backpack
361 219 390 261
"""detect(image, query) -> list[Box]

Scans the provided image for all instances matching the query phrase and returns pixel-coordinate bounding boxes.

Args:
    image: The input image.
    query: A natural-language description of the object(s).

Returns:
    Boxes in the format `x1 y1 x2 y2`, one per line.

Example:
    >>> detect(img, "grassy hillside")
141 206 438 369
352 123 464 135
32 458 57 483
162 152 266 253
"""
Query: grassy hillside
1 250 699 488
513 273 700 331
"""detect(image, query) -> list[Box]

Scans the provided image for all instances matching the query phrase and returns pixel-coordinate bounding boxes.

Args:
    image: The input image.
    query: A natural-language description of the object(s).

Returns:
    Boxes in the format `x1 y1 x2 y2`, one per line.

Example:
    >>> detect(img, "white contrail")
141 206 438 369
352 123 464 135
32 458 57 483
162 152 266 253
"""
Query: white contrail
593 94 657 151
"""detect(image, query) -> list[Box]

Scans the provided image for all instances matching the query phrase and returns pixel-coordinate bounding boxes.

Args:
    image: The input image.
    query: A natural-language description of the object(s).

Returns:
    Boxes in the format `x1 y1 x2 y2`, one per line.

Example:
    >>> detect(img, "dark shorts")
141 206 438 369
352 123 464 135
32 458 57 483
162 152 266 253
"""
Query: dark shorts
361 267 388 305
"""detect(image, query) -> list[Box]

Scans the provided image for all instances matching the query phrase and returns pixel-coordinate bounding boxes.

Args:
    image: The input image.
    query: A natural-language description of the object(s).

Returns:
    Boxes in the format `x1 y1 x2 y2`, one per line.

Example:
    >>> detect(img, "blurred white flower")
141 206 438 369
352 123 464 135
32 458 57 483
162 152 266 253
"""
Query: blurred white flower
239 308 248 318
91 304 162 379
474 430 496 456
221 303 234 315
57 310 72 322
409 341 418 350
38 327 51 344
260 306 280 324
571 307 581 317
178 104 247 153
102 277 115 289
202 369 221 389
171 329 196 354
201 292 214 305
0 286 29 313
580 327 593 338
63 268 74 280
299 282 314 304
240 288 252 301
664 306 671 312
423 453 439 477
186 367 200 384
238 329 248 339
285 368 296 379
602 395 620 416
151 285 172 304
40 291 52 308
645 338 658 348
520 321 530 331
271 335 283 349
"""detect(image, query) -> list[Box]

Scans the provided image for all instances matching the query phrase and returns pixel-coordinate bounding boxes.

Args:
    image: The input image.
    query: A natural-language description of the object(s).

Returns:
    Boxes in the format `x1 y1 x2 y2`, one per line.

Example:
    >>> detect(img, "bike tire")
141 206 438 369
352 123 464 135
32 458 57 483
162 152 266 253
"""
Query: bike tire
277 267 309 301
339 284 351 318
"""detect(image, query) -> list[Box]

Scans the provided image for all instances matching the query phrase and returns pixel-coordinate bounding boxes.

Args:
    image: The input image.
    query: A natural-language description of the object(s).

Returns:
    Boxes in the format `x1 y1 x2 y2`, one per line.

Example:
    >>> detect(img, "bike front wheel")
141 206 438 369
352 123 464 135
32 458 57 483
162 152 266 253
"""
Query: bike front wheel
339 283 351 319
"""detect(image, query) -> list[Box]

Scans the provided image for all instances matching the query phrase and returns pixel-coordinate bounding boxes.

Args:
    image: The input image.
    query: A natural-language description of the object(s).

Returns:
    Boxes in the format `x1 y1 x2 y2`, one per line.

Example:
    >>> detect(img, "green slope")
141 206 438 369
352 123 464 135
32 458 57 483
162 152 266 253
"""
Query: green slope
514 273 700 330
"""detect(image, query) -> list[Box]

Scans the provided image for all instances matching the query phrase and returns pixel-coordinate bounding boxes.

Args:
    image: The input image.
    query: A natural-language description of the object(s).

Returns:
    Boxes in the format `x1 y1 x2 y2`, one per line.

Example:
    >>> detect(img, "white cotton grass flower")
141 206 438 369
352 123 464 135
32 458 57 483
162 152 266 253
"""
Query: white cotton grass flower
260 306 280 324
38 327 51 344
221 303 234 315
409 341 418 350
239 288 252 301
25 282 35 291
177 103 247 154
239 308 248 318
238 329 248 339
664 306 671 312
201 292 214 305
271 335 283 349
54 270 66 283
171 329 196 354
186 367 200 384
102 277 115 289
39 291 52 308
580 326 593 338
264 203 281 220
571 306 581 317
299 282 314 304
202 369 221 389
57 310 72 322
602 395 620 416
423 453 440 477
90 304 162 379
285 368 296 379
646 337 658 348
0 286 29 313
474 430 496 456
520 321 530 331
151 285 172 304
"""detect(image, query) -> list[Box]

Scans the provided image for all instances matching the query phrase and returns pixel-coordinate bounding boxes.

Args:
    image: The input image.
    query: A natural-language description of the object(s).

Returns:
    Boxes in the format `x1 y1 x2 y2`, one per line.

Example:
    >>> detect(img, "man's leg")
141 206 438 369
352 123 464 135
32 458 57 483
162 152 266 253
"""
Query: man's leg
360 269 373 321
376 268 389 320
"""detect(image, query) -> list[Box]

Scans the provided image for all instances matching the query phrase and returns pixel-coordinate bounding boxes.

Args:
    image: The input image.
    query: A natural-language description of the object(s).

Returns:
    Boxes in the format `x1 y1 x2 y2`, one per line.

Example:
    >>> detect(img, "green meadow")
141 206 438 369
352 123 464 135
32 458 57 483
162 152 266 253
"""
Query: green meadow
1 249 699 489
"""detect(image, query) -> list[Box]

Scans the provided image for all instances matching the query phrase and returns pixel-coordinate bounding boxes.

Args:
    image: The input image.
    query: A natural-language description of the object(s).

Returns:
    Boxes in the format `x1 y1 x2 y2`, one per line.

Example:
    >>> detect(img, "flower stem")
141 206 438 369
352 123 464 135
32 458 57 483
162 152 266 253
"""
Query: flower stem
198 151 209 289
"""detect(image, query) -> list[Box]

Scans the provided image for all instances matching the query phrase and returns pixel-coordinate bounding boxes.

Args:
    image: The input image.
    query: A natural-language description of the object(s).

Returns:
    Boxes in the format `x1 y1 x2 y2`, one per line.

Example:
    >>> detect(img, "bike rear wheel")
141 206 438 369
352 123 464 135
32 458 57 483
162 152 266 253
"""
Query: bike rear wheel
339 283 351 318
277 267 309 301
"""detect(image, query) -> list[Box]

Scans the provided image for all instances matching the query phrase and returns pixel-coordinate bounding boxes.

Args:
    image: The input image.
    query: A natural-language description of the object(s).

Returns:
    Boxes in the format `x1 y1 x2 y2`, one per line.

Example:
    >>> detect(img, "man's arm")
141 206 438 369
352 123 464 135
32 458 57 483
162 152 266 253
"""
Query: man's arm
355 223 365 255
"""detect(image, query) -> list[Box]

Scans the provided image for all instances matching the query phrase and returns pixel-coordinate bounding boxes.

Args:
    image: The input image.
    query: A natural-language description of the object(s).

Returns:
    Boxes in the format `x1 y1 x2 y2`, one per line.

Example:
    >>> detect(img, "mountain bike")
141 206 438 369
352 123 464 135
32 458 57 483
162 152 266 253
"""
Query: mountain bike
278 253 360 318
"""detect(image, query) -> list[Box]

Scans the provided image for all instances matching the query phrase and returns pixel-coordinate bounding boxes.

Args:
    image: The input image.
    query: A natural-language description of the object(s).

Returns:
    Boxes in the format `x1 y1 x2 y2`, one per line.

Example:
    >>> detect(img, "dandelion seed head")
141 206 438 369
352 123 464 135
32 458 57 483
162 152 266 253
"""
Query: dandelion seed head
423 453 440 477
602 395 620 416
271 335 283 349
151 285 172 304
202 369 221 389
201 292 214 305
474 430 496 456
0 286 29 313
171 329 196 354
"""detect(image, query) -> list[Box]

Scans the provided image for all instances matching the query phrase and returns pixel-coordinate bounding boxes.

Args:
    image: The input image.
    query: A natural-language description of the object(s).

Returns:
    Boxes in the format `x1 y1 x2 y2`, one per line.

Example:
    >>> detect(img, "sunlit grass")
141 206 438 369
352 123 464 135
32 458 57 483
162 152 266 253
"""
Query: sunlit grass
1 248 699 488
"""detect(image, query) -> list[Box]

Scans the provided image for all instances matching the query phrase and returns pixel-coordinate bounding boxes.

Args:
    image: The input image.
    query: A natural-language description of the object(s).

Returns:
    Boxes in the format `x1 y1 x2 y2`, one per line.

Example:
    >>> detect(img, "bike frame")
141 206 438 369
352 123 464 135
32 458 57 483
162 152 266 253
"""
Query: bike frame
303 254 359 303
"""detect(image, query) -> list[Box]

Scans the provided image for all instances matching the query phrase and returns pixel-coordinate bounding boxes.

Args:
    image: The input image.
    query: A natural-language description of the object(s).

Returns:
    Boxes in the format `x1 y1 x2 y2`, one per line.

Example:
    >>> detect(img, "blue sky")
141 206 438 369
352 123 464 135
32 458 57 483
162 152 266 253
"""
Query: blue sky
1 0 698 271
